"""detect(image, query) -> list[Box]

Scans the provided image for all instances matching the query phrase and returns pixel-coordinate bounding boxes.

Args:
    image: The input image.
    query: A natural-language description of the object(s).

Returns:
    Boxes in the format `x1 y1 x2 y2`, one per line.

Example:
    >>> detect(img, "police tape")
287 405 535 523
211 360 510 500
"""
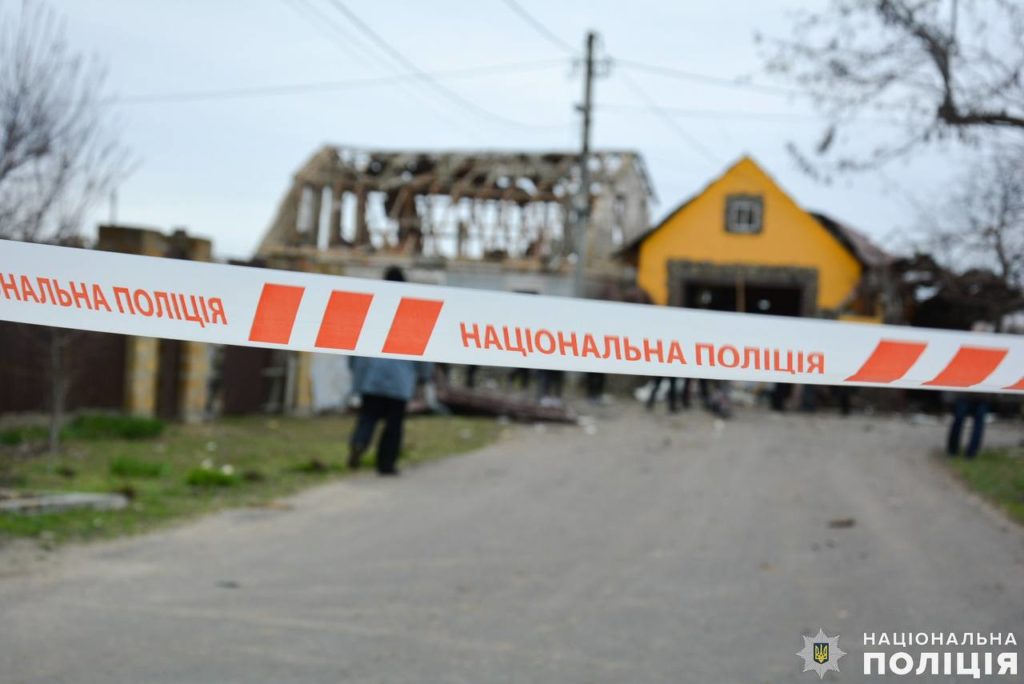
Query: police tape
1 239 1022 394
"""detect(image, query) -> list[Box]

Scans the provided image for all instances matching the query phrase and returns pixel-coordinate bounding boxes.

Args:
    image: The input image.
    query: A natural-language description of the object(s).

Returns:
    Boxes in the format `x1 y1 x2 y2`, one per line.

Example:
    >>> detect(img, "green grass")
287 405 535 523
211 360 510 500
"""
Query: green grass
65 414 165 440
947 447 1024 524
110 456 166 479
0 414 499 544
0 425 48 446
1 415 163 446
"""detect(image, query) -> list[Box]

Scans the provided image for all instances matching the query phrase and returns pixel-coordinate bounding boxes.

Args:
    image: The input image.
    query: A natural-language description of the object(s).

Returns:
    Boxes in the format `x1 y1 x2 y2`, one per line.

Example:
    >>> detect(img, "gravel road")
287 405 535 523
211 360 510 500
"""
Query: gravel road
1 407 1022 683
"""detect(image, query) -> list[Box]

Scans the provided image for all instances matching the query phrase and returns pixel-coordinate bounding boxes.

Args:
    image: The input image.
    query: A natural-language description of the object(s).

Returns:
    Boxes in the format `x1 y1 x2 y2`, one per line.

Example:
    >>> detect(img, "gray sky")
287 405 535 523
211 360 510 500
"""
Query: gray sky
50 0 963 259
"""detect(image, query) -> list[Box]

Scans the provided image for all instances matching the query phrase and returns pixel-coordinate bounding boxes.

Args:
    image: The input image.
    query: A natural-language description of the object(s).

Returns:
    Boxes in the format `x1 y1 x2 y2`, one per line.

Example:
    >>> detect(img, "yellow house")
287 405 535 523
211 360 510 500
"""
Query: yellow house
621 156 888 320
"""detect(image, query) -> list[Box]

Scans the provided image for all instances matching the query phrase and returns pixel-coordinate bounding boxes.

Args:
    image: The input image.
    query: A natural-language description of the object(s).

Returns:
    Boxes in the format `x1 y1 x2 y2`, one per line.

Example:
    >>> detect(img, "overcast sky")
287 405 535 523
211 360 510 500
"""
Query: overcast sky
45 0 968 259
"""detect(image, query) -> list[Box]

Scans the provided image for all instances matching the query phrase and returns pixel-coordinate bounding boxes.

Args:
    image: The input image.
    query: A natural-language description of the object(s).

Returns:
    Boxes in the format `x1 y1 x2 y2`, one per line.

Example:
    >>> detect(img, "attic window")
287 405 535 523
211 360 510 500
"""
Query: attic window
725 194 763 234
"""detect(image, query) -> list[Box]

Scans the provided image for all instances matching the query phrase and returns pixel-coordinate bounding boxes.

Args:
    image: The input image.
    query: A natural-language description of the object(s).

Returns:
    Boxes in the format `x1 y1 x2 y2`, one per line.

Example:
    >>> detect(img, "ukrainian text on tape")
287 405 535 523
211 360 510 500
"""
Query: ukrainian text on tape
1 240 1022 393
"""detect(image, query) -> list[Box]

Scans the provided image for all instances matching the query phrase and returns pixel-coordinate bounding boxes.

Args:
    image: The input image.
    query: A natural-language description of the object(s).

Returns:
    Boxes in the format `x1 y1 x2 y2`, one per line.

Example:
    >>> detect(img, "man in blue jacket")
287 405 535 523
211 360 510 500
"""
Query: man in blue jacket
347 267 433 476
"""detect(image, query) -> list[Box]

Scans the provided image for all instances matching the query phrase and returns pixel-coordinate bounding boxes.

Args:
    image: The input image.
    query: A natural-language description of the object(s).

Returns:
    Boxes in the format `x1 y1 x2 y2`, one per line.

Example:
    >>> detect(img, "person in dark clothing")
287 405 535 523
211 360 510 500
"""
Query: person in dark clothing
646 377 679 412
347 266 433 476
539 369 564 404
947 394 990 459
585 373 606 403
681 377 710 410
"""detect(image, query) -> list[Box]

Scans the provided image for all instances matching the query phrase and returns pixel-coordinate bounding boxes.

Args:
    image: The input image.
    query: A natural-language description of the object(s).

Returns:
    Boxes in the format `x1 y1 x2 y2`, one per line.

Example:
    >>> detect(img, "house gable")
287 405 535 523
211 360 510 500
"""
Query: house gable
636 156 863 310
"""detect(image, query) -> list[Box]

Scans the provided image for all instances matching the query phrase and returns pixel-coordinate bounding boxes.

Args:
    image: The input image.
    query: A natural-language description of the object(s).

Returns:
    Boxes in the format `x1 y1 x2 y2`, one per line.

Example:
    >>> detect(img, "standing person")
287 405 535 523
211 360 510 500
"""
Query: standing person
946 393 990 459
946 323 996 459
347 266 433 476
681 377 710 410
646 377 679 413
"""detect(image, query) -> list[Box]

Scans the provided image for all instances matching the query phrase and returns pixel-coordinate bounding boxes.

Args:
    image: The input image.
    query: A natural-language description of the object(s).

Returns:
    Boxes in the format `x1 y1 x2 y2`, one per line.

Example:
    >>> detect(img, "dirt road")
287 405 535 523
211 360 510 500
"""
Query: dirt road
1 407 1022 682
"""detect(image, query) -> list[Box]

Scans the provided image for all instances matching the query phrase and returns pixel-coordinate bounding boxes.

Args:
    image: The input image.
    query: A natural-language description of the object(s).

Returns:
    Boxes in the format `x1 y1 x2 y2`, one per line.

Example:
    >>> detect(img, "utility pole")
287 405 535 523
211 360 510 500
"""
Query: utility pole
572 30 596 299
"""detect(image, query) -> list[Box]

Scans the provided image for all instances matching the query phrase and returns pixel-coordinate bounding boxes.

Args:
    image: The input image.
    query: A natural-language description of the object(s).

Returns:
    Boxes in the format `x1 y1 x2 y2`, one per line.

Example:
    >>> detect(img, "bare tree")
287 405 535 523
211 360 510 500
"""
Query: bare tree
930 151 1024 289
902 146 1024 326
759 0 1024 177
0 0 126 242
0 0 128 454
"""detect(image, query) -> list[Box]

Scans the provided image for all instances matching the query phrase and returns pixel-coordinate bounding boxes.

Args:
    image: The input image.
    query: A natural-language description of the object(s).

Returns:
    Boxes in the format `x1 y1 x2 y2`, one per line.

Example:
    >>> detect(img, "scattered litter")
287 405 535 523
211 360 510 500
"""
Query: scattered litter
217 580 240 589
252 500 292 510
828 517 856 529
458 428 475 441
205 441 218 452
583 424 597 436
713 419 725 434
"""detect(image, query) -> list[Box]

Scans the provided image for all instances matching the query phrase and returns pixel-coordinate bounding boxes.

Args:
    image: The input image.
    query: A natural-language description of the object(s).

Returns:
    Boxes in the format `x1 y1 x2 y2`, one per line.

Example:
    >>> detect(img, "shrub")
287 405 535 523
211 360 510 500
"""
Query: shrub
66 415 165 440
110 456 165 479
292 458 331 474
186 468 238 488
0 426 48 446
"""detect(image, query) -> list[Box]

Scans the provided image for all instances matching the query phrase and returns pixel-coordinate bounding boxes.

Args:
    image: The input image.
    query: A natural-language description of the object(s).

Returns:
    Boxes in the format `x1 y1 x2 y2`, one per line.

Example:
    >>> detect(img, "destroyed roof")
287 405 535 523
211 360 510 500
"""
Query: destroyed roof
808 212 891 268
291 145 656 203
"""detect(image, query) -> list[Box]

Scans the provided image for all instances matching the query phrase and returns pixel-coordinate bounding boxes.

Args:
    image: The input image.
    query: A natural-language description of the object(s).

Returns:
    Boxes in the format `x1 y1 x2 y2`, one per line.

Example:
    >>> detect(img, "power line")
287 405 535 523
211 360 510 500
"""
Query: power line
322 0 552 130
616 71 722 166
615 58 803 97
109 60 565 105
490 0 726 163
280 0 488 134
493 0 803 100
598 103 903 126
281 0 384 70
499 0 575 53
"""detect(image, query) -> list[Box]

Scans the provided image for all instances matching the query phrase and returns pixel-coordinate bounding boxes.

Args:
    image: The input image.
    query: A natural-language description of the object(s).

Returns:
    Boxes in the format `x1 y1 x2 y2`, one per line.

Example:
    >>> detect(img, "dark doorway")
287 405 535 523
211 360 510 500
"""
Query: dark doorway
685 281 803 316
744 284 803 317
684 283 736 311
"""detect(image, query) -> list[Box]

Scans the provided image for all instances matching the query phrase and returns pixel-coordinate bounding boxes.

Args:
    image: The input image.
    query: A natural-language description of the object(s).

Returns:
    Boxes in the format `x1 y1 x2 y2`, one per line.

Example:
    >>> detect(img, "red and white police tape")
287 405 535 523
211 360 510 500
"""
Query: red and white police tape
1 239 1022 394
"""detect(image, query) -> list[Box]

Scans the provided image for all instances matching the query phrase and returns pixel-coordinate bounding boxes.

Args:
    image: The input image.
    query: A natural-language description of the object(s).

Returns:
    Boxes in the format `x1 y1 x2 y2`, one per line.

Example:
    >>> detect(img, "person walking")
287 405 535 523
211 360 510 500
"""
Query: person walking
347 266 433 476
946 323 996 460
946 393 990 459
646 377 679 413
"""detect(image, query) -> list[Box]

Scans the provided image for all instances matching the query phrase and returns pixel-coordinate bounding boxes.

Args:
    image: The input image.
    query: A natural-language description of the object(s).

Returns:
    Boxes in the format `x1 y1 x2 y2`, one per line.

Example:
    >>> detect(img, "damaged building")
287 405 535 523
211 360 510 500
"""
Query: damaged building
256 145 653 295
213 145 657 417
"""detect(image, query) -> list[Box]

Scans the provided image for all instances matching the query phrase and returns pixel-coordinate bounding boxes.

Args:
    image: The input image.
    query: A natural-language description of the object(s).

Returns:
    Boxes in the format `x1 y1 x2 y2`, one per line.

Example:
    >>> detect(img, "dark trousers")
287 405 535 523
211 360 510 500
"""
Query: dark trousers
647 377 679 411
539 370 564 398
947 397 989 458
585 373 605 399
682 377 709 409
351 394 407 473
508 367 531 390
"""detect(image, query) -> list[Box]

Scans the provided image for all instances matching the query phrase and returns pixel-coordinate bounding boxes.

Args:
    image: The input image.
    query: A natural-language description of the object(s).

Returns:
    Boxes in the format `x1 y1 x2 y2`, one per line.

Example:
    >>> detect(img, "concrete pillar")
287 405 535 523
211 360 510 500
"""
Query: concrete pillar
290 352 314 417
178 234 213 422
329 187 344 247
124 337 159 417
178 342 209 423
307 185 323 247
355 185 369 245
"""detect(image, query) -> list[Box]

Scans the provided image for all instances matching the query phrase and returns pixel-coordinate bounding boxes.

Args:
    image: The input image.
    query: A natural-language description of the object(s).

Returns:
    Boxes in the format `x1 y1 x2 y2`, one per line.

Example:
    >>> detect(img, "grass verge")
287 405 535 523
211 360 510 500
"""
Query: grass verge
946 447 1024 524
0 414 499 544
